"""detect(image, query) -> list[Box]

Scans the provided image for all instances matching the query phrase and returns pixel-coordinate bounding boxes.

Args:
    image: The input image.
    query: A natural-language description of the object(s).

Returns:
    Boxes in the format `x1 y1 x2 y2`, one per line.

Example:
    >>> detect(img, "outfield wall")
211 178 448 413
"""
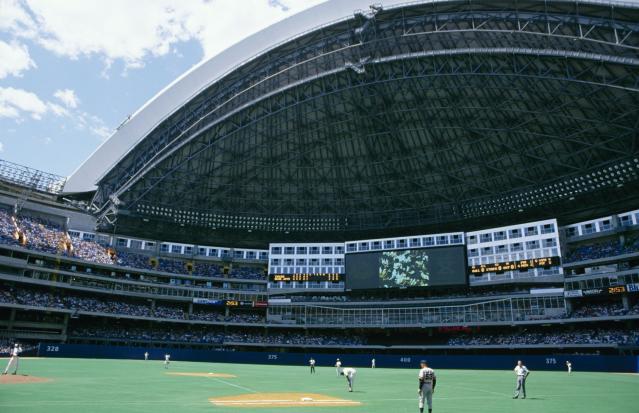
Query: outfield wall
38 343 639 373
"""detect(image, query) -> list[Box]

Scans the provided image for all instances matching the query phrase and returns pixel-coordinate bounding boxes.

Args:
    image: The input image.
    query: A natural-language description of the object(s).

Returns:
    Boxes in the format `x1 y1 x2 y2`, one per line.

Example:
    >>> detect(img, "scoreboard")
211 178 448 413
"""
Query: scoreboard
193 298 267 308
469 256 560 274
268 273 344 282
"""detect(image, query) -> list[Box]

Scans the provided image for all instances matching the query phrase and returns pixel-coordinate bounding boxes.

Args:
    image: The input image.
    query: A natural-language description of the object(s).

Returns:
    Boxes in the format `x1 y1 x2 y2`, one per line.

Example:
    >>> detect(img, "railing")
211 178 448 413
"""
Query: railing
0 159 66 194
268 297 566 326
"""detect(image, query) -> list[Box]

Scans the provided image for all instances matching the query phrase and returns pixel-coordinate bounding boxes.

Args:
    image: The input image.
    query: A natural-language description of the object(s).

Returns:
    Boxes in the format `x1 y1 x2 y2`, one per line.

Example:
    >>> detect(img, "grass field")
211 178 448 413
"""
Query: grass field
0 357 637 413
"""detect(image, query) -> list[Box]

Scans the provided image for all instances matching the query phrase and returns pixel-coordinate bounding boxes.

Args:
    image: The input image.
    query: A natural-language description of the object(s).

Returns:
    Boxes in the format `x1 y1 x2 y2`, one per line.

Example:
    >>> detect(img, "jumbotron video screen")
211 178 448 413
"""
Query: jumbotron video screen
345 246 467 289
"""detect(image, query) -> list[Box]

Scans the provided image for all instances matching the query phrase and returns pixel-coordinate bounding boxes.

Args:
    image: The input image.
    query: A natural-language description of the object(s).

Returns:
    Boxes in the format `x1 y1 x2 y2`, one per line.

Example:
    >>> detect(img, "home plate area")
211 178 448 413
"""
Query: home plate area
209 393 361 408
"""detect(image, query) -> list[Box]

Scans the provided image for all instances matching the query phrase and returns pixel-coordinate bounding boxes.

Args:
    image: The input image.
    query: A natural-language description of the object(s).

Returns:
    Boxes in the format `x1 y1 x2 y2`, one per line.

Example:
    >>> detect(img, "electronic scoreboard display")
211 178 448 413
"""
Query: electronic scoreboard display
345 246 467 289
469 256 561 275
268 273 344 282
193 298 267 308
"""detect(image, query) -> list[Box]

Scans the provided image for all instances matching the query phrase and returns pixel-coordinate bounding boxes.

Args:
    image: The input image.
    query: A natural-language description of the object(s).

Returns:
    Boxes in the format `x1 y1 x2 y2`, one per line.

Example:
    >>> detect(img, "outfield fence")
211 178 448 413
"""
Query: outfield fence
37 343 639 373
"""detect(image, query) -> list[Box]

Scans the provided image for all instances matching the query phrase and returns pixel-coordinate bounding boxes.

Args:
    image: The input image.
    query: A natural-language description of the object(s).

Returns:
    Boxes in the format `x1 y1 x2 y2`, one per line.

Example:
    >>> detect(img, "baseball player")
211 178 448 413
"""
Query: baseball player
566 361 572 374
144 351 149 361
2 343 22 375
335 358 342 376
340 367 357 392
309 357 316 374
513 360 530 399
418 360 436 413
164 354 170 369
371 358 376 368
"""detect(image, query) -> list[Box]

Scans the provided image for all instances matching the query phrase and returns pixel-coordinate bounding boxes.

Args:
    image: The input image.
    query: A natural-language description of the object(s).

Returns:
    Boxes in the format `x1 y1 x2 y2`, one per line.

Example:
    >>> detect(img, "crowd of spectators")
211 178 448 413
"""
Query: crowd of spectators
0 340 37 355
223 331 365 346
190 310 264 323
15 215 67 255
565 237 639 263
571 302 639 318
70 327 225 344
0 209 265 280
69 326 365 347
192 260 223 277
67 325 639 347
0 210 20 247
70 237 112 264
230 267 265 280
447 328 639 346
0 287 265 324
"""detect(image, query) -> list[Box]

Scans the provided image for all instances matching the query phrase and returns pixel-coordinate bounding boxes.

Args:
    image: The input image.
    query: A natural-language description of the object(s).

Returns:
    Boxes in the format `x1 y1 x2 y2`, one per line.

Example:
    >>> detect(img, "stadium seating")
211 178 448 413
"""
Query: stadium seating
447 329 639 346
565 238 639 263
69 326 366 346
0 287 265 324
0 209 265 280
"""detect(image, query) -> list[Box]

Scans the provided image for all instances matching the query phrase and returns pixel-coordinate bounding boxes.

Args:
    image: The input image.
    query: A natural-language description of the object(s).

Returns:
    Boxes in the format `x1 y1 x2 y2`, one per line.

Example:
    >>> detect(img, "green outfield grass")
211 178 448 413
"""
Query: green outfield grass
0 357 637 413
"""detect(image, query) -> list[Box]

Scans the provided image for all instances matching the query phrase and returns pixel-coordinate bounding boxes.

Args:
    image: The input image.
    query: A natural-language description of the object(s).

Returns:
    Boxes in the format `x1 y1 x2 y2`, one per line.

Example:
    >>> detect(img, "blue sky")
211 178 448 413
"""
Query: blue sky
0 0 325 177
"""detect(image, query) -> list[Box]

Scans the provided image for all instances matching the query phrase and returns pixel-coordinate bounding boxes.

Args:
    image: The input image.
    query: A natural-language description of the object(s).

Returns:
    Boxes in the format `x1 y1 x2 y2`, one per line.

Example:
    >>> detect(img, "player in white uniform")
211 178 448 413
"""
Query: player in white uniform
513 360 530 399
340 367 357 392
3 344 22 375
144 351 149 361
309 357 316 374
371 358 376 368
566 361 572 374
335 358 342 376
418 360 436 413
164 354 170 369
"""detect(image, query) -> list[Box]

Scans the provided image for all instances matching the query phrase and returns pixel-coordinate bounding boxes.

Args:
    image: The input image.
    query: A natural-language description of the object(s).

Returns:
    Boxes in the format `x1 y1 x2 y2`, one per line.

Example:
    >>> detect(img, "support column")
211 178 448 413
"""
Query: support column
565 299 574 315
622 295 630 311
7 308 16 332
62 313 70 339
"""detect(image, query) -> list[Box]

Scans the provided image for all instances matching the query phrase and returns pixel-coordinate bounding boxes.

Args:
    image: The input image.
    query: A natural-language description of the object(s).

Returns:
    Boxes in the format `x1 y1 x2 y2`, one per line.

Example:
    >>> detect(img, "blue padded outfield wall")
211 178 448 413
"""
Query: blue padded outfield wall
38 343 639 373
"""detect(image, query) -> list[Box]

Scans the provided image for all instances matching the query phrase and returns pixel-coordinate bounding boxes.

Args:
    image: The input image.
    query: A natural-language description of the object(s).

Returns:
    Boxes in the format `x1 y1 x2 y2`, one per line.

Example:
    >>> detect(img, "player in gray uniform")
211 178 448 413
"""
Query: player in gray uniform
513 360 530 399
418 360 436 413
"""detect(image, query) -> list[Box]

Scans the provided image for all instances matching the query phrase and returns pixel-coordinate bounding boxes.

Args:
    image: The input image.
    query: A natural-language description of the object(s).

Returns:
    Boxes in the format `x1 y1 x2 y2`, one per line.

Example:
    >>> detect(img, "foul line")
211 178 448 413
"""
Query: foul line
210 377 257 393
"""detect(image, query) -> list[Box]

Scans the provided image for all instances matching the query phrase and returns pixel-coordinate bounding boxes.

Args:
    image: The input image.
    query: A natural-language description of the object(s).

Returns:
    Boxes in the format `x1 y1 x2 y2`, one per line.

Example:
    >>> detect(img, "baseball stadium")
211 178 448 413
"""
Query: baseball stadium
2 0 639 412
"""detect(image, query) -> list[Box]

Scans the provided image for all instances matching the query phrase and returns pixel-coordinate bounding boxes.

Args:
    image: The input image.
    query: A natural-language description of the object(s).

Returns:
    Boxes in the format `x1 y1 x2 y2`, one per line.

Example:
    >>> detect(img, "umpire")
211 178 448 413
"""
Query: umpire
512 360 530 399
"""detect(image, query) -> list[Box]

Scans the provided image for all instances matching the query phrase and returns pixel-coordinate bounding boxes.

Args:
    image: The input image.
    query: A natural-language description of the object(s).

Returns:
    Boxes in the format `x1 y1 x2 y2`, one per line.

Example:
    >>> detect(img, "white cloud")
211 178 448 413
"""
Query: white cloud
0 87 48 120
176 0 328 59
10 0 326 71
72 110 112 141
53 88 80 109
0 0 37 38
47 102 69 117
0 142 4 152
0 88 107 141
0 40 36 78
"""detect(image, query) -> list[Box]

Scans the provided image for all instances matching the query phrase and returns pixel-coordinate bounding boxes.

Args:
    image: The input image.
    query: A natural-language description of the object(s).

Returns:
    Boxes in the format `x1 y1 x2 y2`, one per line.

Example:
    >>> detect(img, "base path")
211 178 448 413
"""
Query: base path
0 375 51 384
166 372 237 378
209 393 361 408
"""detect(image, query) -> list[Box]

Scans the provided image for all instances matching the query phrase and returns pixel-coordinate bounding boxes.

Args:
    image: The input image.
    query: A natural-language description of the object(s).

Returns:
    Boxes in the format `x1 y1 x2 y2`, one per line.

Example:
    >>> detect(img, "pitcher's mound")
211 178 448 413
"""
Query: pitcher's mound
210 393 361 408
0 375 51 385
166 372 237 378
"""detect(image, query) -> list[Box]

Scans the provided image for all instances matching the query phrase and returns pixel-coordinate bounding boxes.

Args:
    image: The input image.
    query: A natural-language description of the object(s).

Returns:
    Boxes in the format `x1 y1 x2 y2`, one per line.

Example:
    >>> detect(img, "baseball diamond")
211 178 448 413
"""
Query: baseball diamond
1 359 638 413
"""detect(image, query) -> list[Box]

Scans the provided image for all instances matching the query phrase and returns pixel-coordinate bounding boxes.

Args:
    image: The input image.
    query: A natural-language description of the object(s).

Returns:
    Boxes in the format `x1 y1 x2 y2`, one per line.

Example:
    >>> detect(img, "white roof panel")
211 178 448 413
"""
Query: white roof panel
63 0 413 193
